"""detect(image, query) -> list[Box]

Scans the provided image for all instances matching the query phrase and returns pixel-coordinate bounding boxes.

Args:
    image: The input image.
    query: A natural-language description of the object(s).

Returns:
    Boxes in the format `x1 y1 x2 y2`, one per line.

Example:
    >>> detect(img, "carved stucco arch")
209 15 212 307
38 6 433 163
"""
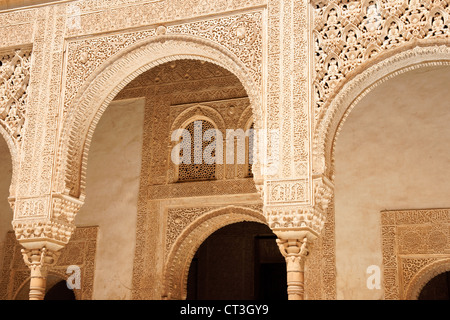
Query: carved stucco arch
162 205 267 300
314 44 450 180
404 259 450 300
60 35 263 200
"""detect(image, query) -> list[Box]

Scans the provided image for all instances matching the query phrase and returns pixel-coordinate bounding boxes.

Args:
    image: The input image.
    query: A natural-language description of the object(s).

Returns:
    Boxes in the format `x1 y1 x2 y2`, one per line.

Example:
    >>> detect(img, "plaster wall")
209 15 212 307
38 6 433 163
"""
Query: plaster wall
334 66 450 300
0 137 12 274
75 97 145 300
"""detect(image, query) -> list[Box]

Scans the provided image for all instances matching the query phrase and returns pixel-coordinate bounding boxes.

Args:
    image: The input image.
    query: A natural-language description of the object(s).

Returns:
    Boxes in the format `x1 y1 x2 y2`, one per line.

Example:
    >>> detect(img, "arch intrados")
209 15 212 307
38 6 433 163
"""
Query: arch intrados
163 205 266 300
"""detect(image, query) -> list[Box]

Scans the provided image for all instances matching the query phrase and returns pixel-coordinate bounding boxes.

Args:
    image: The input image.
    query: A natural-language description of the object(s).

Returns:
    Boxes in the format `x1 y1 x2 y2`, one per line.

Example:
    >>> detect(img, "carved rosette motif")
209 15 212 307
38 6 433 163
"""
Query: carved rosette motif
381 208 450 300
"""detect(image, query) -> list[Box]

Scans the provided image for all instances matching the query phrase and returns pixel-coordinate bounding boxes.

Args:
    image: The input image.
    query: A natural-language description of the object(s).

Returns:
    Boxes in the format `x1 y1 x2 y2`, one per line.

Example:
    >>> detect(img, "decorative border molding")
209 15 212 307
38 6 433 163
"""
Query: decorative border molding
381 208 450 300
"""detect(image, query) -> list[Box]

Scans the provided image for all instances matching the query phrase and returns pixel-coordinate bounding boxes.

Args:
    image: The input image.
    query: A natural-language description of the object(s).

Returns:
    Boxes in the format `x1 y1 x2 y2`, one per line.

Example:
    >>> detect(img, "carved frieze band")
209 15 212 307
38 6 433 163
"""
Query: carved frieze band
65 0 267 37
381 208 450 300
147 178 258 200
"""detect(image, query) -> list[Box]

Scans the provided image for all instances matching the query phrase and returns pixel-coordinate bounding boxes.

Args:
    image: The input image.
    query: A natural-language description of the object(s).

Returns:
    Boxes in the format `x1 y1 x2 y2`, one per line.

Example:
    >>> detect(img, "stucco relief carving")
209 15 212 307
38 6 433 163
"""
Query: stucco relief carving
64 11 262 120
265 176 333 237
162 205 266 300
0 49 31 144
65 0 267 37
12 195 83 249
0 10 34 48
315 47 450 178
312 0 450 178
381 208 450 300
60 14 263 200
313 0 449 122
304 197 337 300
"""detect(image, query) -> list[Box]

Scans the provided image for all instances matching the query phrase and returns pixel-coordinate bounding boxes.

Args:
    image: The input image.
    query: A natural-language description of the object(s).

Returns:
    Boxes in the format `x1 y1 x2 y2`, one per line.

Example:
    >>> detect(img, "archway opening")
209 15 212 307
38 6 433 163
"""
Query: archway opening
419 271 450 300
333 65 450 300
44 280 76 301
76 58 259 299
186 221 286 300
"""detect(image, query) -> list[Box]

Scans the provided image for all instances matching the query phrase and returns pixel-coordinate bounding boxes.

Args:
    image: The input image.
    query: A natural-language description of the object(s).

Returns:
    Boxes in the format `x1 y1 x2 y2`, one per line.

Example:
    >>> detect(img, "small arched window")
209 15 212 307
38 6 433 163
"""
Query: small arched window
177 119 218 182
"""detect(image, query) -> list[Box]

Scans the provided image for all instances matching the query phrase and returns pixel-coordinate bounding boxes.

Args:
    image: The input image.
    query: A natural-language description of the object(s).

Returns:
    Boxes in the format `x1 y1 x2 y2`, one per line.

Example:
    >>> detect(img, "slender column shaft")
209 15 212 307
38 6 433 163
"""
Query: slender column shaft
29 273 47 300
286 255 305 300
277 237 310 300
21 247 60 301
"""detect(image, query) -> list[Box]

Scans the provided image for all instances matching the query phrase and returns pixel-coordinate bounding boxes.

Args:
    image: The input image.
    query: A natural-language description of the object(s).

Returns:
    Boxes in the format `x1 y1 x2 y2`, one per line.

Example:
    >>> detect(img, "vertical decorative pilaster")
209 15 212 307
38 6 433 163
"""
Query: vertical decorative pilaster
264 0 328 299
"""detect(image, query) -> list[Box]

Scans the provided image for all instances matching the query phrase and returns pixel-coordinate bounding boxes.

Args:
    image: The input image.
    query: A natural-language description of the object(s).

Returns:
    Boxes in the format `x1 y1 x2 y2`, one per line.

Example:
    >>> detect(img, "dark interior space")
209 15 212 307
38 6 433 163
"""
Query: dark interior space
418 271 450 300
187 221 287 300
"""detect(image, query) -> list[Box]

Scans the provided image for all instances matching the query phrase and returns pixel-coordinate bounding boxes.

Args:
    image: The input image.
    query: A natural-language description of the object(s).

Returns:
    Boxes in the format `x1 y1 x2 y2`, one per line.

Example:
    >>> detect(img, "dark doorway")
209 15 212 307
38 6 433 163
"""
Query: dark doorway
186 222 287 300
44 280 76 300
418 271 450 300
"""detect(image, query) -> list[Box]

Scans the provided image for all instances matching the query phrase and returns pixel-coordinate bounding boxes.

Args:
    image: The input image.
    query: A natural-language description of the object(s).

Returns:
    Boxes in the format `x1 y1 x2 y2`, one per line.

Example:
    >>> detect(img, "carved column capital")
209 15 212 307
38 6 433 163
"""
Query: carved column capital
12 193 83 300
21 247 60 277
21 247 61 300
276 236 312 300
277 237 310 259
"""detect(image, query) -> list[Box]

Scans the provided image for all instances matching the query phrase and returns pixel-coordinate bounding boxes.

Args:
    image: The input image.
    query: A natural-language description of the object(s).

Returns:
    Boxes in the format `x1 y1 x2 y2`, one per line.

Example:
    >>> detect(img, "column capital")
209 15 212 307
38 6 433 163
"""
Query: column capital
276 237 311 261
276 236 312 300
21 247 60 277
21 247 61 300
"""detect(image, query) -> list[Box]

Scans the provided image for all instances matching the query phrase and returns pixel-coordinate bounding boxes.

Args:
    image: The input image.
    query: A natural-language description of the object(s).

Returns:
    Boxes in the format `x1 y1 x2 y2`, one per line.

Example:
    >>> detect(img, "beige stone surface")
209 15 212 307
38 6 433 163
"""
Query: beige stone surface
0 0 448 300
0 136 12 274
75 98 145 300
335 66 450 300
